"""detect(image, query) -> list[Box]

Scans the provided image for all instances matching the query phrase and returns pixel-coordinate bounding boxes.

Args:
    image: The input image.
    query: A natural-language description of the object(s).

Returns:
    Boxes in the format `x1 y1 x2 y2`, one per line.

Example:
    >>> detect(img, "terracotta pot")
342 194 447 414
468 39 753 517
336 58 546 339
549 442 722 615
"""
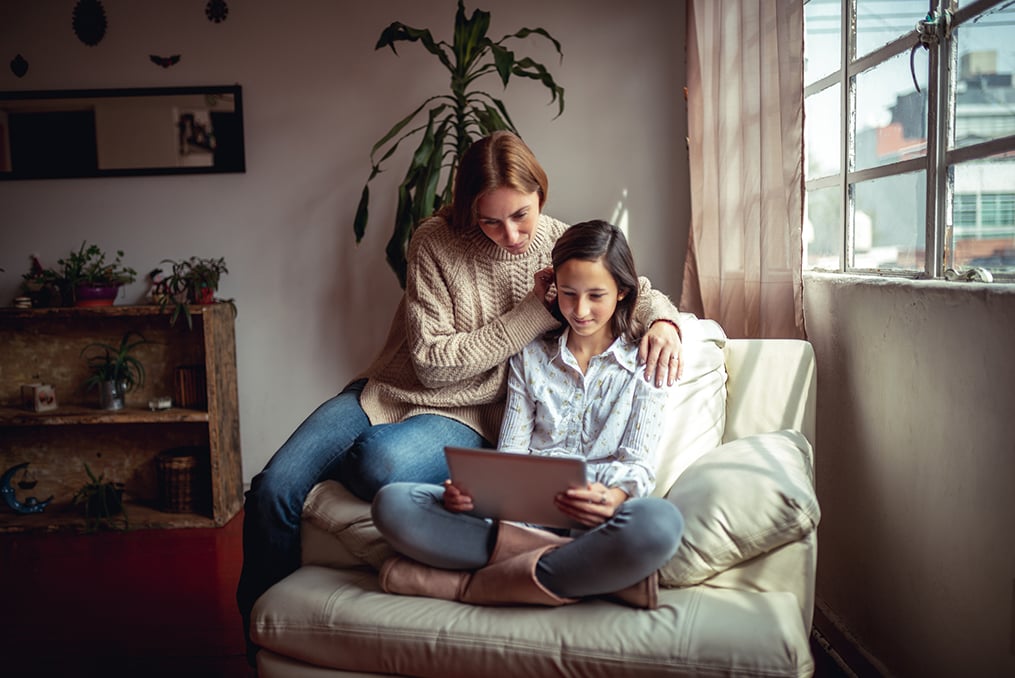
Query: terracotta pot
75 283 120 307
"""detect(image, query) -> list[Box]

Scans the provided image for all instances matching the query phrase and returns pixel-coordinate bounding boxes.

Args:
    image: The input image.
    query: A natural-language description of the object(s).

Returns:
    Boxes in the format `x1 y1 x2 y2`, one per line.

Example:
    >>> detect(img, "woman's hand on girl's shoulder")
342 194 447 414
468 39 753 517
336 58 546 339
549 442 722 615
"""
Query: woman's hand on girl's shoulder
638 320 683 387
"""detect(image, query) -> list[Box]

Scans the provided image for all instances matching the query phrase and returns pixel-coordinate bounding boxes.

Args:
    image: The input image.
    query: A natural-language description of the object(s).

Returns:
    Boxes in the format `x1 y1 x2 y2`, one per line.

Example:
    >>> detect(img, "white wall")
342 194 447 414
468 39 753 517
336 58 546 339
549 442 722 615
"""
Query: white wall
0 0 689 482
805 273 1015 677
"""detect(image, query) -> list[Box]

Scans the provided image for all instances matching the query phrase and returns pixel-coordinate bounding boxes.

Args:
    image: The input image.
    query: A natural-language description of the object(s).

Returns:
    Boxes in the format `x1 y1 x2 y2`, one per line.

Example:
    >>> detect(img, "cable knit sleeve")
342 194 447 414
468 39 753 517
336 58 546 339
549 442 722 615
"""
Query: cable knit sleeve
633 276 681 334
403 217 562 389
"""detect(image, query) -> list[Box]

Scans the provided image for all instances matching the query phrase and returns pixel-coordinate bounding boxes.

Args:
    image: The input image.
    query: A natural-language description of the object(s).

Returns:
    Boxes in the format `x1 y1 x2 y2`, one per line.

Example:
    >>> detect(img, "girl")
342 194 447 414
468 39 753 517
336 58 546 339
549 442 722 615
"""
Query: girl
371 220 684 608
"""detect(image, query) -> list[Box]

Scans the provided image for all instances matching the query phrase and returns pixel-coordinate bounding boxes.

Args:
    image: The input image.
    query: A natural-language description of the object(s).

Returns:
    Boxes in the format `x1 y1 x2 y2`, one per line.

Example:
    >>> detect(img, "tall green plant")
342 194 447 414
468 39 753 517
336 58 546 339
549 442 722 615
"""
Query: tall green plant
353 0 565 287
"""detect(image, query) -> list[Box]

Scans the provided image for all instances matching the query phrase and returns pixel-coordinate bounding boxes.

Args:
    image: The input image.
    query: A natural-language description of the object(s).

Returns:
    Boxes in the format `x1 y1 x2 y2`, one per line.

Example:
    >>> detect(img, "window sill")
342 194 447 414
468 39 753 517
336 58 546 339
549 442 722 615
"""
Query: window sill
803 271 1015 297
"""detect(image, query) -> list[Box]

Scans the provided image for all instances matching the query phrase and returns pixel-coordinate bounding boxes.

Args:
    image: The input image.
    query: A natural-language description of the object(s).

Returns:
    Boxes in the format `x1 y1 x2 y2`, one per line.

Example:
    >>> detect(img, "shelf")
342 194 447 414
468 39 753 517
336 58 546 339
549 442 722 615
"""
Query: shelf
0 499 222 534
0 406 209 426
0 301 242 531
0 303 218 319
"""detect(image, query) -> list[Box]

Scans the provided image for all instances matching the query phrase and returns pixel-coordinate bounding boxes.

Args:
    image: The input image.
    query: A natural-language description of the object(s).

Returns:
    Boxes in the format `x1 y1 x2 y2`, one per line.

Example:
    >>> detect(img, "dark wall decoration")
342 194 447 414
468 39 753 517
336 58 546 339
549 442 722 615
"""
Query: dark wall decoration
10 54 29 78
206 0 229 23
150 54 181 69
72 0 108 47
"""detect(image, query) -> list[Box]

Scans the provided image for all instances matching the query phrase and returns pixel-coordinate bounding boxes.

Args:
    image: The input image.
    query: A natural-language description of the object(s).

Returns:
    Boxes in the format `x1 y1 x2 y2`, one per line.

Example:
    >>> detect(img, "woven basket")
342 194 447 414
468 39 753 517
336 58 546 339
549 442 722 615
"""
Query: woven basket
156 446 209 514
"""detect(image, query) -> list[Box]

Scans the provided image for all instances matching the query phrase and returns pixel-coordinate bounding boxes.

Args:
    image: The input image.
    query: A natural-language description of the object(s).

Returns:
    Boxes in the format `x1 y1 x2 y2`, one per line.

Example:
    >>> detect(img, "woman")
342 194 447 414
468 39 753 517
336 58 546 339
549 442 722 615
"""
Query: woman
372 220 683 608
237 132 683 652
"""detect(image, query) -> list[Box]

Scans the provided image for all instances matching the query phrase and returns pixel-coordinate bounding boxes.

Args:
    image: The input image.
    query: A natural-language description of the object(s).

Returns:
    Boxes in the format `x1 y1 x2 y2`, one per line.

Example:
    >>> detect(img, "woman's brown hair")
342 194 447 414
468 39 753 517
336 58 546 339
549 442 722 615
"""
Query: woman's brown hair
448 131 548 234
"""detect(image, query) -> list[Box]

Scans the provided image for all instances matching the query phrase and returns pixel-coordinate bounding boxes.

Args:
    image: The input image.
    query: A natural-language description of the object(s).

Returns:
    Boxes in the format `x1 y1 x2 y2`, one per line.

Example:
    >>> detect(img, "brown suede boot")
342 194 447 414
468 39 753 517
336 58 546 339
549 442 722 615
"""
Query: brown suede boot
378 555 469 600
459 544 578 607
605 570 659 610
489 522 573 561
378 522 572 601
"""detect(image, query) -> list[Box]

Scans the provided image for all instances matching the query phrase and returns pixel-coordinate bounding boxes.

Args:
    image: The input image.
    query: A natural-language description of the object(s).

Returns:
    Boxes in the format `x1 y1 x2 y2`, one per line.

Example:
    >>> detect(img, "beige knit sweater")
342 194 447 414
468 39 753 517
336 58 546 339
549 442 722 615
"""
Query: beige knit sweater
358 212 679 443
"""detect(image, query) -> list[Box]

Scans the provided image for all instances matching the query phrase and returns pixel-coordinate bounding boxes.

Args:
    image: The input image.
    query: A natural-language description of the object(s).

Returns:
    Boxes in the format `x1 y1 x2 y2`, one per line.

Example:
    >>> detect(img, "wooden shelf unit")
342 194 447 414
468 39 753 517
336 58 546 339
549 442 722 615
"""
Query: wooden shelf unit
0 304 242 533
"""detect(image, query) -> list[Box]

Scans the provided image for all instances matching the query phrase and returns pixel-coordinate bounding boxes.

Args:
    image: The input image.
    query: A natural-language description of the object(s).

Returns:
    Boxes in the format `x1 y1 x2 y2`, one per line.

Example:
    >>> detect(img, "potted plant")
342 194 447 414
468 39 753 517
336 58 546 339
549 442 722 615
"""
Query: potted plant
59 241 137 306
19 254 65 307
150 256 234 328
71 463 128 532
352 0 565 287
80 331 147 410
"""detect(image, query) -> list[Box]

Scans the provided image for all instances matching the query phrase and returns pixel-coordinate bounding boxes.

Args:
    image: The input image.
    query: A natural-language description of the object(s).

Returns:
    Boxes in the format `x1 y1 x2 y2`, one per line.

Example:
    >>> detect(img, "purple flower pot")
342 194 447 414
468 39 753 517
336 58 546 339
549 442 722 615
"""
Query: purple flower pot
75 283 121 307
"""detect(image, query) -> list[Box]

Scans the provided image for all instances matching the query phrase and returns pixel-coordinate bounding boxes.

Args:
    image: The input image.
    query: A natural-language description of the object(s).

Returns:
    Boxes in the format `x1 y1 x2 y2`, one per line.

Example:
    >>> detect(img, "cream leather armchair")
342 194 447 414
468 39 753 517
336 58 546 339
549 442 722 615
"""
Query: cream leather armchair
252 326 820 678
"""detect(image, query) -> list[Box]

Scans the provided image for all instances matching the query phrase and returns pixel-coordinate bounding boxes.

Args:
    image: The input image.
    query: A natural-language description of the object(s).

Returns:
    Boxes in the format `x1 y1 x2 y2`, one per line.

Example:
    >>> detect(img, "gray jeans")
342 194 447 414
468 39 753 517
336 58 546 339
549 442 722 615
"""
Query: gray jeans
371 482 684 598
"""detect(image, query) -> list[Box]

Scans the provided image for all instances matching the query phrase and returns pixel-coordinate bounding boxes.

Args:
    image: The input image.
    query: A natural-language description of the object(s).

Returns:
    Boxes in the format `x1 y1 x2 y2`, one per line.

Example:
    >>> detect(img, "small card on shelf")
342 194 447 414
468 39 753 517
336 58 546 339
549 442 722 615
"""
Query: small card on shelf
21 383 58 412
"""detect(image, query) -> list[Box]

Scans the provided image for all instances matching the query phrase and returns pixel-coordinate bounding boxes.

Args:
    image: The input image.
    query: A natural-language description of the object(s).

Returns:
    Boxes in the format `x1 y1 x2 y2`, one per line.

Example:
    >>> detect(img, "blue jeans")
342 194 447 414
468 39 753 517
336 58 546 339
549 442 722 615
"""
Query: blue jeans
236 380 488 628
372 482 684 598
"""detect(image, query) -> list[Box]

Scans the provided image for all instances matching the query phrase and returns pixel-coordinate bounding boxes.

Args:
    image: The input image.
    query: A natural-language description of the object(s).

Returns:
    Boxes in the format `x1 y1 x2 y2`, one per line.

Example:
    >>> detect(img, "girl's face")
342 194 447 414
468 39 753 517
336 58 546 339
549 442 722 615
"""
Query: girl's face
475 188 540 255
554 256 625 347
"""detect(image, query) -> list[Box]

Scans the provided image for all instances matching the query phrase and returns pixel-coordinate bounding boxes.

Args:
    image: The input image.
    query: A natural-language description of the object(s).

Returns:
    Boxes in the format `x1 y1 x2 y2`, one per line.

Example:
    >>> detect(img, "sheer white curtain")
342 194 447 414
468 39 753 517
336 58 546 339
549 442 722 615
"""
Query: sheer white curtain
680 0 806 339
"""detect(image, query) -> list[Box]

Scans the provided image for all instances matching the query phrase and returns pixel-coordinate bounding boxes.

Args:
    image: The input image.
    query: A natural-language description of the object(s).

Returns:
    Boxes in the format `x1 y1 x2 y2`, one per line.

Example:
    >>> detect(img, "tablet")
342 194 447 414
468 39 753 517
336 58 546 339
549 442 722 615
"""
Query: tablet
444 446 588 529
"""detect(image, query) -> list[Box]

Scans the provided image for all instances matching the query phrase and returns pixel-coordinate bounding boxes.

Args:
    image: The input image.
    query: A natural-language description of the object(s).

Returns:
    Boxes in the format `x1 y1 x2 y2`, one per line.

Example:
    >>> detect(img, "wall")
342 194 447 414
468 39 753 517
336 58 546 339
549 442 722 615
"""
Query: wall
805 273 1015 677
0 0 689 482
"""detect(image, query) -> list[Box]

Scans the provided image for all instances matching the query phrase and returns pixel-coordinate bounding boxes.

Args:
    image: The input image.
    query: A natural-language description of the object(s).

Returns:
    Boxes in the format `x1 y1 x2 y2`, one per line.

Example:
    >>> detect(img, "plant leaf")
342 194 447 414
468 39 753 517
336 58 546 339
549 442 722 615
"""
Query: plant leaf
511 57 566 117
505 27 564 60
353 185 370 243
453 1 490 70
377 22 452 71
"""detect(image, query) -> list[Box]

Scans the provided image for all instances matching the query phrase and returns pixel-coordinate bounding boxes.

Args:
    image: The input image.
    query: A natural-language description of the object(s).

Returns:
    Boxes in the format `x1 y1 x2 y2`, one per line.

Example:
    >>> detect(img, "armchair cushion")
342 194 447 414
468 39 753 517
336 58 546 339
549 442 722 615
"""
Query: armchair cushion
650 314 728 497
660 429 820 587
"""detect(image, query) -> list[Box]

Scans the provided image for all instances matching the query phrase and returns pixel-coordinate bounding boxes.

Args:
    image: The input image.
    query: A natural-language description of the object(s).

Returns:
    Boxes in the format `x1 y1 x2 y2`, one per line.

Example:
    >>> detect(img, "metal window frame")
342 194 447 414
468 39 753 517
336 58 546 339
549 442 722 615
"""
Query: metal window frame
804 0 1013 279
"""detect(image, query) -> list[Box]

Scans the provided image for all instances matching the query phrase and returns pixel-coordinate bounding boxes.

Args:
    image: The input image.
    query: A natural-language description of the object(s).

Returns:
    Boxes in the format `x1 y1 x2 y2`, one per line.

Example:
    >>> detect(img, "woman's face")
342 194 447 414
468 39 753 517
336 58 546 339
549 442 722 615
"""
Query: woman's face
475 188 541 255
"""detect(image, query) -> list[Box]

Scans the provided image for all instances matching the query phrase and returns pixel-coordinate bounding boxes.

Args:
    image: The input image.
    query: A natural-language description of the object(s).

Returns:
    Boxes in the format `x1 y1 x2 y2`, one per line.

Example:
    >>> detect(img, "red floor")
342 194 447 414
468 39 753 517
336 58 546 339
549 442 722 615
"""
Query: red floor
0 511 253 677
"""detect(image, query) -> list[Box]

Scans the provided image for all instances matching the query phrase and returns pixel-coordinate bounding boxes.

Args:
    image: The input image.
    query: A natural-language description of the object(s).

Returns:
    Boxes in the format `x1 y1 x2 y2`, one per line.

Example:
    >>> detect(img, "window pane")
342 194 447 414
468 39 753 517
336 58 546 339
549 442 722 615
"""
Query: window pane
805 185 843 270
805 0 841 85
805 85 841 179
852 171 926 271
855 0 924 59
952 4 1015 150
855 50 927 171
950 153 1015 275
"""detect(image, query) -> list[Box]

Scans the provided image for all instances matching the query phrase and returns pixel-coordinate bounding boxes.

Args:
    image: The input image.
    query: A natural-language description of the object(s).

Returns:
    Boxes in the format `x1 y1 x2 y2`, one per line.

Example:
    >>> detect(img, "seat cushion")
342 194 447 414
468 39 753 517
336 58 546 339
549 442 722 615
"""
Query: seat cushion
661 430 820 587
252 565 814 678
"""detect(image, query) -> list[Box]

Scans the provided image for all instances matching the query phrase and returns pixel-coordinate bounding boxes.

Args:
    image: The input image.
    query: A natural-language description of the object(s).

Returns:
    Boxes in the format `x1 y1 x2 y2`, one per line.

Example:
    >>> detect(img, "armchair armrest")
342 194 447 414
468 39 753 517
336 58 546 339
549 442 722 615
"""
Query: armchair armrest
723 339 816 444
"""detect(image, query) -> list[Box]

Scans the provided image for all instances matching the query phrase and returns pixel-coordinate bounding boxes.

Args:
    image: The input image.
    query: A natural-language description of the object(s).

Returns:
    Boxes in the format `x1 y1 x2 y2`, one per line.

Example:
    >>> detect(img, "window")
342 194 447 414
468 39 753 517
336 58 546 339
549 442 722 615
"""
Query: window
804 0 1015 279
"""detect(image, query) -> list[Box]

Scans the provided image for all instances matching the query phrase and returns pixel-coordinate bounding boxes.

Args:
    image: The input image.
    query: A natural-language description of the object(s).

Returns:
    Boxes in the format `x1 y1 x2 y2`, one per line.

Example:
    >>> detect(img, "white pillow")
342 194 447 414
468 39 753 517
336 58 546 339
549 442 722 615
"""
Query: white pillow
650 314 728 497
660 429 820 587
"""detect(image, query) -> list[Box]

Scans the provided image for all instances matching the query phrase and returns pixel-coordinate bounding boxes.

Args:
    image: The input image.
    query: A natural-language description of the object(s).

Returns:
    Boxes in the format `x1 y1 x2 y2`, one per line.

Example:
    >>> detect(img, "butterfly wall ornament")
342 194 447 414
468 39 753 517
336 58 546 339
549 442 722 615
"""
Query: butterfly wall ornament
150 54 181 68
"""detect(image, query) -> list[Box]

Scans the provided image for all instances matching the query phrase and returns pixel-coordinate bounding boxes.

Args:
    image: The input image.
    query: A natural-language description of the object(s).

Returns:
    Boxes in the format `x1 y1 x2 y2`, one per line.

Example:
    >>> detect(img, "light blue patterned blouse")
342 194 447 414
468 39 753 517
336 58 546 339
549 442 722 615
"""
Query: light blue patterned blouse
497 330 670 498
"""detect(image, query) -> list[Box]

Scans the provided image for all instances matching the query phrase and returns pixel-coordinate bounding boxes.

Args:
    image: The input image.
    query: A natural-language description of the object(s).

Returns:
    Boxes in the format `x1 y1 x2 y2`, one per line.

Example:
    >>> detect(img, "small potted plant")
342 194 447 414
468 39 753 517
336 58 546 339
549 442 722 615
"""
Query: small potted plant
71 463 128 532
60 241 137 306
19 254 66 307
80 331 147 410
151 256 233 328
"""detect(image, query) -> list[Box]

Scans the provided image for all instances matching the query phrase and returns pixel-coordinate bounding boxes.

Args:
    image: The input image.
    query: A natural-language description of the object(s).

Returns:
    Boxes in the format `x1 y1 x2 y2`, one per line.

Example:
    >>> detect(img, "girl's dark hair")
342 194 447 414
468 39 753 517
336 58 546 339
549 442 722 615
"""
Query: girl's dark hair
548 220 642 342
447 131 548 234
